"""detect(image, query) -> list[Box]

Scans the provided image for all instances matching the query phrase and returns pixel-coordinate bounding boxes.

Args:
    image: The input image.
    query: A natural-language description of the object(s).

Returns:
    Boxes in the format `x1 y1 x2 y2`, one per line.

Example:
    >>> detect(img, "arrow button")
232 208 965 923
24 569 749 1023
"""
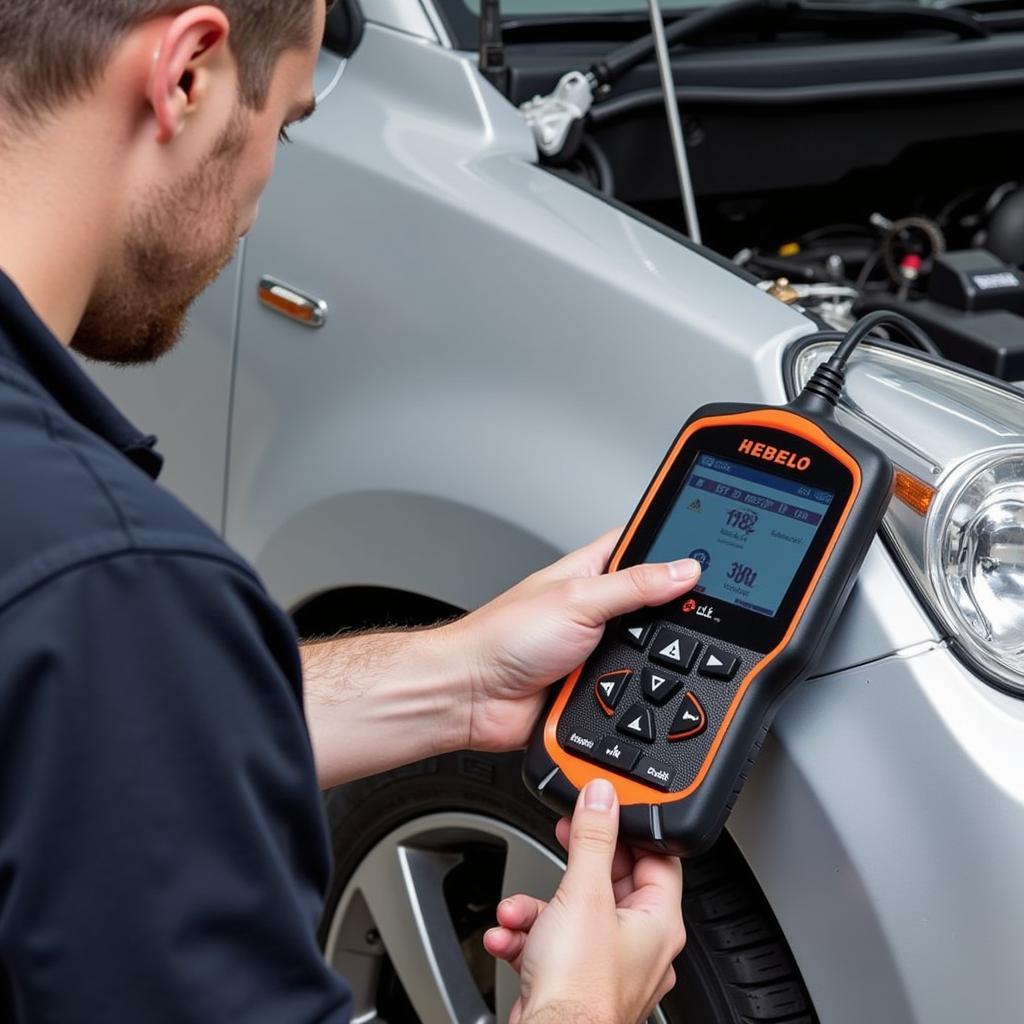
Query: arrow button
668 692 707 740
641 666 682 706
698 645 739 680
594 669 631 715
650 627 700 672
616 704 655 743
622 620 653 649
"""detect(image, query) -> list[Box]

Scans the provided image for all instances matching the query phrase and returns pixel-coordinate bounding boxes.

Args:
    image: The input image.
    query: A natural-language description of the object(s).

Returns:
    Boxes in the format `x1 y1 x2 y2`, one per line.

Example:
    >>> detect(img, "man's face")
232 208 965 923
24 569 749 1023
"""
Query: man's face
72 10 324 366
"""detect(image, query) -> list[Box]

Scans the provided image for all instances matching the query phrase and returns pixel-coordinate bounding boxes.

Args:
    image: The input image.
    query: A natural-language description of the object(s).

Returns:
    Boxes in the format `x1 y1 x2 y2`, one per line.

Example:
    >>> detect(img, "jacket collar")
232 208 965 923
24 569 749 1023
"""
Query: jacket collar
0 269 163 479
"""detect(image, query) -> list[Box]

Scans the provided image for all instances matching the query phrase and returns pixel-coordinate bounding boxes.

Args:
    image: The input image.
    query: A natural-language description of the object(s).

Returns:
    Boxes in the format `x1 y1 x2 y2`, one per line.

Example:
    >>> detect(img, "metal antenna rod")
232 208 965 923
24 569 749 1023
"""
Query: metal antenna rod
647 0 702 244
479 0 509 96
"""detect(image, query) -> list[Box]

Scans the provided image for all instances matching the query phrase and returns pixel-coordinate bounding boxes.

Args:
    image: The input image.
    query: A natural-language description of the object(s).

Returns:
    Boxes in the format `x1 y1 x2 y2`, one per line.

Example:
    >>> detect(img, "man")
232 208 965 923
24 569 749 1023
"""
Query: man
0 2 698 1021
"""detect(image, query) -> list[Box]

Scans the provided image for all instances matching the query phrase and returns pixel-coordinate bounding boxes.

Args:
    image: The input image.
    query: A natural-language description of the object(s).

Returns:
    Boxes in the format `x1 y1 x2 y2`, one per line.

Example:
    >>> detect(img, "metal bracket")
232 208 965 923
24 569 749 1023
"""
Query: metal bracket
519 70 595 160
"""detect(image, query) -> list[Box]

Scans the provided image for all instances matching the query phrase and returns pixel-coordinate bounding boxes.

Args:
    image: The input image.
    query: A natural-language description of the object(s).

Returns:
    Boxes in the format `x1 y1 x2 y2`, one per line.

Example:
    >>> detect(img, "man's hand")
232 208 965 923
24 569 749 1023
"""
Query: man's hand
484 778 685 1024
445 528 701 753
303 529 700 789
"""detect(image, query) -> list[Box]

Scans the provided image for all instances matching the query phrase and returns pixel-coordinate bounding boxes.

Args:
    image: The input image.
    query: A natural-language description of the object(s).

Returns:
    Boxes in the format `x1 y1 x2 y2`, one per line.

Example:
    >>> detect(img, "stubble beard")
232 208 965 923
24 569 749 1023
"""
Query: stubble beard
72 107 249 366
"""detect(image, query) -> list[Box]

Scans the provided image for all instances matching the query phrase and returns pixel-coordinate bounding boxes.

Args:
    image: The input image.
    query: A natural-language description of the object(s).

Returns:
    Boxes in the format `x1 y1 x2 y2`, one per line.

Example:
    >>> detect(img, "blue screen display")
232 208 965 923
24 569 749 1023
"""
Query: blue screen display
645 452 834 617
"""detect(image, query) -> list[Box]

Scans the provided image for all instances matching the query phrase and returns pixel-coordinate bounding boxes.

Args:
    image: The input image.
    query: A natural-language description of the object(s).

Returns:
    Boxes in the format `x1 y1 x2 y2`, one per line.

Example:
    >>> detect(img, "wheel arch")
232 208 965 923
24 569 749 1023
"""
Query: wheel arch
249 489 563 622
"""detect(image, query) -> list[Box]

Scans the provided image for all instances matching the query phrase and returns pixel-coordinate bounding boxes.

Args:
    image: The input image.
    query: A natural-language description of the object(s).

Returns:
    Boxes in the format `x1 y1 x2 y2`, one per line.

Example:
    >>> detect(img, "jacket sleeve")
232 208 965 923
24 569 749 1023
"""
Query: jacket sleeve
0 550 352 1023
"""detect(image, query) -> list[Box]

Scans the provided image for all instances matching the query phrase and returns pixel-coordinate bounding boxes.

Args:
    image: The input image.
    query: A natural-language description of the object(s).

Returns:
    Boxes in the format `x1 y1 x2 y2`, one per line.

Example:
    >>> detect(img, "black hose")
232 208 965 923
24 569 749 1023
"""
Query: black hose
831 309 941 366
578 135 616 196
797 312 942 412
589 0 763 86
588 0 986 89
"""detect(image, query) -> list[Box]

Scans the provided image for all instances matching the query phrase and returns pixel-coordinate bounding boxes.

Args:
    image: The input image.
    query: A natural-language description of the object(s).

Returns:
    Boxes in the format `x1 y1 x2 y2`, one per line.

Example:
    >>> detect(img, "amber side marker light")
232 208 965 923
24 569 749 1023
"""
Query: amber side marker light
894 468 935 516
258 276 327 329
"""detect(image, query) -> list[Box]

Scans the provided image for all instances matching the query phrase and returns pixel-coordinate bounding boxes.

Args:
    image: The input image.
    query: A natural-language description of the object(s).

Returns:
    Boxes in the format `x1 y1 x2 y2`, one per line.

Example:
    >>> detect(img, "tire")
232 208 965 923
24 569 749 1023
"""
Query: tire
320 750 818 1024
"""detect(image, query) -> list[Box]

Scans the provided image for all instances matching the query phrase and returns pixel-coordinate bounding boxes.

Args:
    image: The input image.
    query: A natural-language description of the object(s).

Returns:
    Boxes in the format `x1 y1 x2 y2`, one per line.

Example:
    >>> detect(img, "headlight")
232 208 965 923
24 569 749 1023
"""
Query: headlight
929 451 1024 687
790 339 1024 696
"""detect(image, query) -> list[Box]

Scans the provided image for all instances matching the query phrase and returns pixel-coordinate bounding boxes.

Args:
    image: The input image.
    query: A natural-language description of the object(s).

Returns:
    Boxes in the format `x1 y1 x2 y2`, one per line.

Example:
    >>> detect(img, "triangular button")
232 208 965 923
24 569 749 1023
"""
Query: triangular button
616 703 655 743
593 669 631 715
627 626 645 641
650 628 699 672
642 666 681 705
659 639 681 661
668 693 707 741
698 646 738 680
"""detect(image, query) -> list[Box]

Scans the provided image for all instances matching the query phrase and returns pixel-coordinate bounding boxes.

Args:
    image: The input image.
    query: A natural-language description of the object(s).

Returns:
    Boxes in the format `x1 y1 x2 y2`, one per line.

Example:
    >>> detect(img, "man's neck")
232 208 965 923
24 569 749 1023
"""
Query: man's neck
0 111 122 347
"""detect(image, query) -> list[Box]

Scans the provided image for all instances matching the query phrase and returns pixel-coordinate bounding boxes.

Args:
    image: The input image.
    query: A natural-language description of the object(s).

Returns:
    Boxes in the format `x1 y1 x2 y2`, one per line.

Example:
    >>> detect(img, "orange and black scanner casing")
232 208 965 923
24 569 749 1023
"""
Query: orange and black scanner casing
524 400 894 857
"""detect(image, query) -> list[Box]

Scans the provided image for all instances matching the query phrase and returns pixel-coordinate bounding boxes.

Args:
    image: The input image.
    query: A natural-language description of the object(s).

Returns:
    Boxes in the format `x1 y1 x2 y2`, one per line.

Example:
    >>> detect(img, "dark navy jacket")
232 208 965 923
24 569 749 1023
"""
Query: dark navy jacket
0 271 352 1022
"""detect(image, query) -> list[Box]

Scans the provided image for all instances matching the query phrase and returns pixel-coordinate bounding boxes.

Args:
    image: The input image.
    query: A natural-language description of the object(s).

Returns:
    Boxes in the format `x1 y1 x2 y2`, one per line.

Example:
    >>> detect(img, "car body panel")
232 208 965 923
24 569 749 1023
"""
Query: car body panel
735 637 1024 1023
361 0 449 43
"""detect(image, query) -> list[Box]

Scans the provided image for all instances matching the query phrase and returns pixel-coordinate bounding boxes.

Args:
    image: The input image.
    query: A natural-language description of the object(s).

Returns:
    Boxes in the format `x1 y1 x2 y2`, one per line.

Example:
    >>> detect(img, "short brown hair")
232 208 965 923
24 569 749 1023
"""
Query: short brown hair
0 1 317 123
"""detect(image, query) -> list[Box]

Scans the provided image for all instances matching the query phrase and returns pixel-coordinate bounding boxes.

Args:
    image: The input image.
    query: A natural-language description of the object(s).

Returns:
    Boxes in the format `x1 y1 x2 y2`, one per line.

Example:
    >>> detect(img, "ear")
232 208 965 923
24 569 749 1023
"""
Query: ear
147 6 231 145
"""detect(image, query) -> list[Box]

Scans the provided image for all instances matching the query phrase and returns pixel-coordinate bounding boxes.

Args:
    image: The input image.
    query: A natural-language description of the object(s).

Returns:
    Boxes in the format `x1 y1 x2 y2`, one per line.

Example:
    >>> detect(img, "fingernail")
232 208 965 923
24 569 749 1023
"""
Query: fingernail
668 558 701 581
584 778 615 811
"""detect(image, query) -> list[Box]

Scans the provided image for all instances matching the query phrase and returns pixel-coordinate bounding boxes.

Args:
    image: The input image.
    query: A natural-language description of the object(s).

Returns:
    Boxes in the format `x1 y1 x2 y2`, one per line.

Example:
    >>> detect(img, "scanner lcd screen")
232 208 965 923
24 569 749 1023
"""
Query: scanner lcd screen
645 452 835 617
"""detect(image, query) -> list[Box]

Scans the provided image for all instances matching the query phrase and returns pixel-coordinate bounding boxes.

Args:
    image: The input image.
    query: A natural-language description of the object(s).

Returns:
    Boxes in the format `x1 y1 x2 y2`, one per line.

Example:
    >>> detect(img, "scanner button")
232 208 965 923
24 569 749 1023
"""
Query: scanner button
594 669 631 715
650 628 700 672
564 728 602 759
622 620 654 648
641 667 682 706
698 646 739 680
632 755 676 792
617 704 655 743
592 736 641 771
668 692 707 741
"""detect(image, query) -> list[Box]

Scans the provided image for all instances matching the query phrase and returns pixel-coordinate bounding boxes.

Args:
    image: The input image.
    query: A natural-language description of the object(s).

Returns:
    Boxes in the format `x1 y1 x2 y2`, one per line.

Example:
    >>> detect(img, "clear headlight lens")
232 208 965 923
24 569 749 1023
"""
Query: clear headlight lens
929 453 1024 672
791 340 1024 695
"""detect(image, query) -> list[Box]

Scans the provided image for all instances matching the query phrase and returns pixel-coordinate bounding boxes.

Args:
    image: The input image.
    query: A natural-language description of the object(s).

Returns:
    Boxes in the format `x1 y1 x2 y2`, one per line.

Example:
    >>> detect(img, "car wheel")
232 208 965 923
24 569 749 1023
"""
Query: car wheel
320 750 818 1024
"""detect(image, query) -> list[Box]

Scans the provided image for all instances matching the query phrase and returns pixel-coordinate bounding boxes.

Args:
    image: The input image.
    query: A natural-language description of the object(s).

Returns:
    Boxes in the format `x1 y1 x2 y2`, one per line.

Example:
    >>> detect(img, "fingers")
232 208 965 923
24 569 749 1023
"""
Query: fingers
564 559 702 627
484 925 527 968
496 893 546 932
619 850 686 960
555 816 635 888
625 848 684 913
560 779 620 902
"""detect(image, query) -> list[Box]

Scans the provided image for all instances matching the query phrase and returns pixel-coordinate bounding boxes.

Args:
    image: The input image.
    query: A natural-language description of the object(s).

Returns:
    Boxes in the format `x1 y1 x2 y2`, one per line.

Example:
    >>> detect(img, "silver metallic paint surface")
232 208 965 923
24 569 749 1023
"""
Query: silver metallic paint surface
734 639 1024 1024
91 22 1020 1024
360 0 445 42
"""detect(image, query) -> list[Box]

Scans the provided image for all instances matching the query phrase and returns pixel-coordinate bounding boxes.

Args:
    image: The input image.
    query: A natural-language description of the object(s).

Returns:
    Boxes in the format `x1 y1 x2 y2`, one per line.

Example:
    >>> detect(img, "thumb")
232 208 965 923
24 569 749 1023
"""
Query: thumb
561 779 620 898
567 559 702 628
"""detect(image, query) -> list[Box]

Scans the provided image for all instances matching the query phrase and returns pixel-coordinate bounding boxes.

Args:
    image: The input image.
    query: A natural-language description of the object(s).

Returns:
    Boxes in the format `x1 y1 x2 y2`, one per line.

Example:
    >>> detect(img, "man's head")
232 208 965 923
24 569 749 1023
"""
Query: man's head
0 1 326 363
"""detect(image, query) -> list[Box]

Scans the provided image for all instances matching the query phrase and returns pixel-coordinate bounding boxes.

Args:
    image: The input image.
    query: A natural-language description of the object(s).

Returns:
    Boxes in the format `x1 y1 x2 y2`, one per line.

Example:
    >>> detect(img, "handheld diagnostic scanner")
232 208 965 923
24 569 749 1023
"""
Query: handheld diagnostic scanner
523 313 927 857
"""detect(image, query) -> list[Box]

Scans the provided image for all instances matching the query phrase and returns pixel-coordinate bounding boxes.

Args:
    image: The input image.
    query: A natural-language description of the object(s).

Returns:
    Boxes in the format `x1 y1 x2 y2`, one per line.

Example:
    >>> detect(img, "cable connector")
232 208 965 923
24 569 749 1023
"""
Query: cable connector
800 360 846 410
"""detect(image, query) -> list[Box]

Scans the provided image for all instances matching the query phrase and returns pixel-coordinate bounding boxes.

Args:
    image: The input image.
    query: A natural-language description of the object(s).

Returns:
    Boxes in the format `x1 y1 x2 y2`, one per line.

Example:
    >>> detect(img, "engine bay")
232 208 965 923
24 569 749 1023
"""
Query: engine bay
447 0 1024 381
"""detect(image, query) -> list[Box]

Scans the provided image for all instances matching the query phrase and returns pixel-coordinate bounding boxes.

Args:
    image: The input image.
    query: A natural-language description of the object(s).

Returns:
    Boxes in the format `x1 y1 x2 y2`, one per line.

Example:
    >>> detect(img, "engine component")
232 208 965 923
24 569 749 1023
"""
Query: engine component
927 250 1024 314
859 250 1024 378
984 187 1024 267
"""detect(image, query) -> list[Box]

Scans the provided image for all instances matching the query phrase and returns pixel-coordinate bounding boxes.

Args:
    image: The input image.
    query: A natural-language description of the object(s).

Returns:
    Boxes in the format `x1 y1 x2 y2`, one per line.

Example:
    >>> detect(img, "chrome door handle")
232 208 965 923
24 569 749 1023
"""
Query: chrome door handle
258 277 328 328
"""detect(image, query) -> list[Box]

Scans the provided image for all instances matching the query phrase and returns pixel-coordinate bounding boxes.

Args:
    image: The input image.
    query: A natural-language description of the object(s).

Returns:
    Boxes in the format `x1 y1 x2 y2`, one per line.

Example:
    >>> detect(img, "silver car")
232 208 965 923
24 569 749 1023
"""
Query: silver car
90 2 1024 1021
